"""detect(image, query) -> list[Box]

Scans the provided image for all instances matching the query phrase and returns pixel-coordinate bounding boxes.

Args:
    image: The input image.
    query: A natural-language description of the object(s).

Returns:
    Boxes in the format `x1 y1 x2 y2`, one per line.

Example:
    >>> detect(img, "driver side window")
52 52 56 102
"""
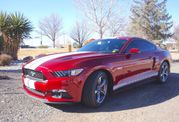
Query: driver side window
125 40 141 53
124 39 156 53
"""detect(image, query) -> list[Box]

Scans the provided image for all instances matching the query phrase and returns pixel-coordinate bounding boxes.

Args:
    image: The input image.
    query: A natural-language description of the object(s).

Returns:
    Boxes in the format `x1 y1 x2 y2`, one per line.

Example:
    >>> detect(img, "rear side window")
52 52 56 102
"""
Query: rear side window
125 39 156 53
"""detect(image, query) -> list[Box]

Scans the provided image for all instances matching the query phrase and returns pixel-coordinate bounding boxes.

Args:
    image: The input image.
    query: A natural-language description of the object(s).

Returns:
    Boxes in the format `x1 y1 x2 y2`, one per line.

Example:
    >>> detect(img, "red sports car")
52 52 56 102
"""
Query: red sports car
22 37 171 107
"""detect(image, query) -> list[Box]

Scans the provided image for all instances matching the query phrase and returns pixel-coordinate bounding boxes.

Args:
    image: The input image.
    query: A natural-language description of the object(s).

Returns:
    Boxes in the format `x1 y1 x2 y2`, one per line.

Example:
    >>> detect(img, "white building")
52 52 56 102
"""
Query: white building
162 38 178 51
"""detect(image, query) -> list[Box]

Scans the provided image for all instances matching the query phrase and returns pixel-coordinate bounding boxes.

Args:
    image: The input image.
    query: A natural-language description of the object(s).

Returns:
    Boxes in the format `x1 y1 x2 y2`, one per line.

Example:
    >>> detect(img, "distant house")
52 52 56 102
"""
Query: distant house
162 38 178 52
153 38 178 52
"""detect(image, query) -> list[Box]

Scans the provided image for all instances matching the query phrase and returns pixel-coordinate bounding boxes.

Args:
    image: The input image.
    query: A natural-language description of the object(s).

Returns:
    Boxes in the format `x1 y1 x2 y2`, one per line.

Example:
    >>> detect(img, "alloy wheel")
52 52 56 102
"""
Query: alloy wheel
160 62 169 82
95 75 108 104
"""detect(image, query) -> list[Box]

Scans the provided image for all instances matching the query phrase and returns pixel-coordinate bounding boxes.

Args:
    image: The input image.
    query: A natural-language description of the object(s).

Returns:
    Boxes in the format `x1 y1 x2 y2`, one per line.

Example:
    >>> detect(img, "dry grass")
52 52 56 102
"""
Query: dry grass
18 48 77 59
17 48 179 60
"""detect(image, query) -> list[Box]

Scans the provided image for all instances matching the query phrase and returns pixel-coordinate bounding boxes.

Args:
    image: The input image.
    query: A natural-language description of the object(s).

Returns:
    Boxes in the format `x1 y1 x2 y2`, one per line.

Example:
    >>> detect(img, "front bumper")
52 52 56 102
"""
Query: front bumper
22 71 86 103
23 87 74 104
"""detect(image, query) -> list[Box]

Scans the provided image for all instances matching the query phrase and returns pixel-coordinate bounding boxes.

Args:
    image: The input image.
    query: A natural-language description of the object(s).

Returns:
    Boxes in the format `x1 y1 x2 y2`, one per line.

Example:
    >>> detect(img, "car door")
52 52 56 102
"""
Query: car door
123 39 155 77
113 38 158 90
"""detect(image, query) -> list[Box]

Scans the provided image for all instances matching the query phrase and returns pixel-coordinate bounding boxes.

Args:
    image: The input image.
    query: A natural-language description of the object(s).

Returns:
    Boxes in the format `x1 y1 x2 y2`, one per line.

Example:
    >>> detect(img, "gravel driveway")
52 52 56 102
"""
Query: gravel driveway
0 63 179 122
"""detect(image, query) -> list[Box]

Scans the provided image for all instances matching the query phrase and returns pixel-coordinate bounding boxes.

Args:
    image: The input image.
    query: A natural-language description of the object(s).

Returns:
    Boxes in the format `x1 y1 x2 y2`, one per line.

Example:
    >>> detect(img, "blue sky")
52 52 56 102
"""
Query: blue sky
0 0 179 46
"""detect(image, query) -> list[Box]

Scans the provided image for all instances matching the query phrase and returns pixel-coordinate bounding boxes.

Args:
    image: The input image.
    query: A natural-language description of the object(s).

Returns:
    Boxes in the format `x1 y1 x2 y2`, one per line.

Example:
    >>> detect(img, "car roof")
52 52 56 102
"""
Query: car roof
118 37 157 46
98 37 152 43
117 37 142 41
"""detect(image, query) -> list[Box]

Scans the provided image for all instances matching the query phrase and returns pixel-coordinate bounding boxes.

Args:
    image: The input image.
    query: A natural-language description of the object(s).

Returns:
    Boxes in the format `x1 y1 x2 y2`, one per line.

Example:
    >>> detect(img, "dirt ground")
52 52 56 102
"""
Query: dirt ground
171 52 179 60
0 63 179 122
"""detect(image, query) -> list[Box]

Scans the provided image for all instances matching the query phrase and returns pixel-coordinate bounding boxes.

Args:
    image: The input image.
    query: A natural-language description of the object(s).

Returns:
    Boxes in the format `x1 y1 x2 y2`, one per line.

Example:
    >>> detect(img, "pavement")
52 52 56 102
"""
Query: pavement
0 62 179 122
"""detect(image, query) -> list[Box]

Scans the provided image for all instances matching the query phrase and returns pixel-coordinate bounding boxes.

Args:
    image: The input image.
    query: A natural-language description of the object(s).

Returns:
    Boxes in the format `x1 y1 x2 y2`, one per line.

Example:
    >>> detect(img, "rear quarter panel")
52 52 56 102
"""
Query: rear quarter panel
154 48 172 71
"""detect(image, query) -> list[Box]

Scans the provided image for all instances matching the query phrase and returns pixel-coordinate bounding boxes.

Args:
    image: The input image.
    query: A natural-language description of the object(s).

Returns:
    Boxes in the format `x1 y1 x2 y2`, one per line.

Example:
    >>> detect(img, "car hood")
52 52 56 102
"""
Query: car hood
24 51 108 70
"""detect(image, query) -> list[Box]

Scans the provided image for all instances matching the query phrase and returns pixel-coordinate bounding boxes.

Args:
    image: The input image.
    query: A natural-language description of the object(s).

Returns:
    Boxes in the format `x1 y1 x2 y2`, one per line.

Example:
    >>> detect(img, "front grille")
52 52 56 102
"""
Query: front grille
24 69 46 80
52 71 69 77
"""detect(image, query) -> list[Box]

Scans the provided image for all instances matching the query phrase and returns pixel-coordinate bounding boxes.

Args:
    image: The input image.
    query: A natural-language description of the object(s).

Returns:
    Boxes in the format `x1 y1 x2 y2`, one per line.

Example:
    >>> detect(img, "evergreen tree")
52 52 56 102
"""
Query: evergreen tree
129 0 173 41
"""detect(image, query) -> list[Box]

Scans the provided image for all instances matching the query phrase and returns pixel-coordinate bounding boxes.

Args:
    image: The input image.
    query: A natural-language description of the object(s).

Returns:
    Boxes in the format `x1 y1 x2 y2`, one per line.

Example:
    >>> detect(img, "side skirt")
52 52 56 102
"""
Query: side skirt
113 70 158 91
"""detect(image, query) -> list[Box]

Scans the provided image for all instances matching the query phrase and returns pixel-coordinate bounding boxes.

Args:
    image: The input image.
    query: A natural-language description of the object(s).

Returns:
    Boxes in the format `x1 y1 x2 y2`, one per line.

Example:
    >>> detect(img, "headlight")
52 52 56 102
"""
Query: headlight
53 68 84 77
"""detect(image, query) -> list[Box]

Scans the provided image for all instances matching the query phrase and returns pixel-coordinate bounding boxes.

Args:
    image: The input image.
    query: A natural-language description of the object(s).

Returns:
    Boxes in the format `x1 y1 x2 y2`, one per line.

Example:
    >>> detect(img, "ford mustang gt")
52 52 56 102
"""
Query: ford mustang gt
22 37 171 107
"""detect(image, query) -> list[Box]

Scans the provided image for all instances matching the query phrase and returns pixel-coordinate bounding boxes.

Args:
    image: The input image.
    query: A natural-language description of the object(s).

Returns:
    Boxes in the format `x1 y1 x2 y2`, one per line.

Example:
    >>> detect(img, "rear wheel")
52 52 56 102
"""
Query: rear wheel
82 71 109 107
158 61 170 83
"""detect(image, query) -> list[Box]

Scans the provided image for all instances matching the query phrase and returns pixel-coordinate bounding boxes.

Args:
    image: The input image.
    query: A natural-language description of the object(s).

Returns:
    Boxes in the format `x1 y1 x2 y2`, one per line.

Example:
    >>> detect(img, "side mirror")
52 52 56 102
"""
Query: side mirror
129 48 140 54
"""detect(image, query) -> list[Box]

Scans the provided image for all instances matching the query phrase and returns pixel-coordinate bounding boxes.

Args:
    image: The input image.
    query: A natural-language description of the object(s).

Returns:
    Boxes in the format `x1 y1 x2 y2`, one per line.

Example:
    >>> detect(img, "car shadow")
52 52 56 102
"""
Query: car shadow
47 73 179 113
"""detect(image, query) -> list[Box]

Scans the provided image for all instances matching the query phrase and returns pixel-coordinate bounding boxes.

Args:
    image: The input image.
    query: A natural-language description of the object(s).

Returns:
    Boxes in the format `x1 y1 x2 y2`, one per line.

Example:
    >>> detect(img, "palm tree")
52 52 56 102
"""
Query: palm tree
0 12 9 33
8 12 33 59
0 12 10 55
0 12 32 59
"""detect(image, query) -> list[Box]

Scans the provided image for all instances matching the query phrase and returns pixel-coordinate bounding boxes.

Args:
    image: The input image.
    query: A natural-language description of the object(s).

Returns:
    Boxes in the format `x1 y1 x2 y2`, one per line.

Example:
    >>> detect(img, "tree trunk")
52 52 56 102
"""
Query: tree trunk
99 29 103 39
53 39 55 48
2 34 20 60
78 43 82 48
2 33 11 55
11 41 19 60
0 36 4 54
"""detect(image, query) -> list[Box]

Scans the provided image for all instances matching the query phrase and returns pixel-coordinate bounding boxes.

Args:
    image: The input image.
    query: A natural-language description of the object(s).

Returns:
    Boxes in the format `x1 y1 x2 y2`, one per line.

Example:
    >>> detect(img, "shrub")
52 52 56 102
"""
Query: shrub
22 56 33 62
73 42 82 48
38 45 49 48
0 54 12 66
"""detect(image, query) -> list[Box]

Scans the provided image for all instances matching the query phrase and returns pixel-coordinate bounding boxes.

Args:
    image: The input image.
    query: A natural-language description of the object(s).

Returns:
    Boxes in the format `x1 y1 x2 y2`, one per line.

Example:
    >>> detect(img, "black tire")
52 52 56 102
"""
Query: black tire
157 61 170 83
82 71 109 107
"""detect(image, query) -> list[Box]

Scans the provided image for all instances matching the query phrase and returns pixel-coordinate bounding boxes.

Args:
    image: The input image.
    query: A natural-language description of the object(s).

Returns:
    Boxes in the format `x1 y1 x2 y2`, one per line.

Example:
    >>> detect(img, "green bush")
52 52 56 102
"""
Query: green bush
0 54 12 66
38 45 49 48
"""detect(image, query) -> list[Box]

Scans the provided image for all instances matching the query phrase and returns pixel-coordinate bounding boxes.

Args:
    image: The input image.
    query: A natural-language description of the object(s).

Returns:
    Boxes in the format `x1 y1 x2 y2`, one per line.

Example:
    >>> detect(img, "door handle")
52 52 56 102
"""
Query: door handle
149 56 155 59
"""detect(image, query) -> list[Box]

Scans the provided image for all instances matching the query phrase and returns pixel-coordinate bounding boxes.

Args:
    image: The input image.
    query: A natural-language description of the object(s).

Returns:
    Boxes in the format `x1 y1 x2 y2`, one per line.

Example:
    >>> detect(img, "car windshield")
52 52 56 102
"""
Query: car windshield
77 39 126 53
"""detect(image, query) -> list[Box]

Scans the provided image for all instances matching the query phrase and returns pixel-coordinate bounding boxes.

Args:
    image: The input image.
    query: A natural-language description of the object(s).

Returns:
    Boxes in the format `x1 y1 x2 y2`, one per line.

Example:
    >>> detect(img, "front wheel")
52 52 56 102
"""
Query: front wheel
82 71 109 107
157 61 170 83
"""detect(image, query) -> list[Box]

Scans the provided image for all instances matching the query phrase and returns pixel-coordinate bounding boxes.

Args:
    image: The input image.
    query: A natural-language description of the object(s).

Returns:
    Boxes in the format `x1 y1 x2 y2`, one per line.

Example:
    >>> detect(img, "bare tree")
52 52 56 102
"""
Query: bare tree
70 21 90 47
108 15 126 37
38 14 63 48
76 0 119 38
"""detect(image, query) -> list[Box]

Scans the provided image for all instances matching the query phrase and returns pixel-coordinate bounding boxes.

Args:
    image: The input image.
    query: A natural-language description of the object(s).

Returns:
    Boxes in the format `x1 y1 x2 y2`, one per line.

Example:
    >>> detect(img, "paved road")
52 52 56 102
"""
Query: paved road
0 63 179 122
